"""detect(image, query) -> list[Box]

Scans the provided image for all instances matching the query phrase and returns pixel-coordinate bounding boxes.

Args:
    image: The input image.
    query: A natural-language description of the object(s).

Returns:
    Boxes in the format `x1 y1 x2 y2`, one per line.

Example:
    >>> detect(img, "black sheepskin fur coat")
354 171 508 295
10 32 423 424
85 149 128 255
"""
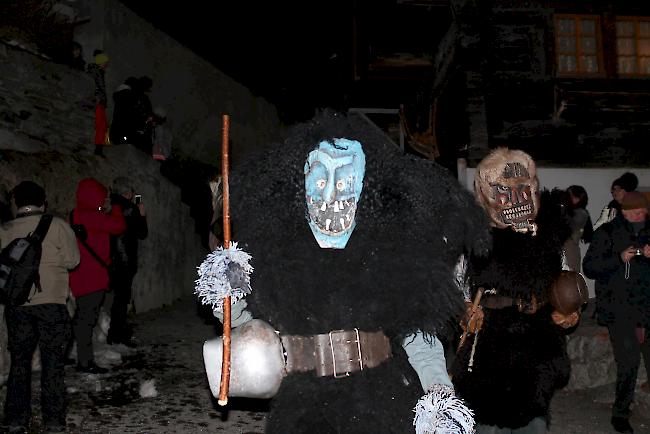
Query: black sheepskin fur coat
451 190 573 429
228 111 490 433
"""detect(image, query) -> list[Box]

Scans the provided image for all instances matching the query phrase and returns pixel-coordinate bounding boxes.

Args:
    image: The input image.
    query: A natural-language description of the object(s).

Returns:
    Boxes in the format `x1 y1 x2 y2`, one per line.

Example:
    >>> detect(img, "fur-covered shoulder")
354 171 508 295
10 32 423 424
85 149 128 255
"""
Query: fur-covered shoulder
230 110 491 339
468 187 570 301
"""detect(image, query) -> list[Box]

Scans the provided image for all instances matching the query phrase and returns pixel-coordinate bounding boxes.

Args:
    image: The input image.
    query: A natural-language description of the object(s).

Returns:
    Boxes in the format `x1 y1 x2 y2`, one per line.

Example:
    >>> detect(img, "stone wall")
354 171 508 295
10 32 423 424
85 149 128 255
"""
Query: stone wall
0 10 283 376
73 0 283 165
0 44 95 155
0 42 218 312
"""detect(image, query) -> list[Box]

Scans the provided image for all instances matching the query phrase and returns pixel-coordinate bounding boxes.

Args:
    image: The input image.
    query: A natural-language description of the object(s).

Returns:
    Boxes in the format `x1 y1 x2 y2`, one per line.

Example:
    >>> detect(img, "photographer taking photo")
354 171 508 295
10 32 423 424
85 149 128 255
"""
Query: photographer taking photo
584 190 650 434
106 177 147 347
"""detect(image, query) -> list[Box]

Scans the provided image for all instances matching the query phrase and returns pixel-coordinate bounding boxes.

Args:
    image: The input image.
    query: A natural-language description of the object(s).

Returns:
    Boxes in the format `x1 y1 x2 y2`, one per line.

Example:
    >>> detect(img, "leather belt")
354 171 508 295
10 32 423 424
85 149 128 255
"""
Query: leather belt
481 294 546 314
281 329 392 378
481 295 517 309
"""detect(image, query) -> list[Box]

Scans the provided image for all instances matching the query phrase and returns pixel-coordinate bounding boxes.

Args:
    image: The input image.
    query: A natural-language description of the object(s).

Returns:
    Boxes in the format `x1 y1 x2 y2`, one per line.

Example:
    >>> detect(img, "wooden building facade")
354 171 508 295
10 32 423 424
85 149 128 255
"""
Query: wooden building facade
443 0 650 167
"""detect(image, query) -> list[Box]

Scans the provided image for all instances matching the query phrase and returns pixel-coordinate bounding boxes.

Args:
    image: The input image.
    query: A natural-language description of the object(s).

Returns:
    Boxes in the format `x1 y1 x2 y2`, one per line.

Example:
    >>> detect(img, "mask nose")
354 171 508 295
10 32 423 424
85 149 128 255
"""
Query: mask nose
323 178 336 203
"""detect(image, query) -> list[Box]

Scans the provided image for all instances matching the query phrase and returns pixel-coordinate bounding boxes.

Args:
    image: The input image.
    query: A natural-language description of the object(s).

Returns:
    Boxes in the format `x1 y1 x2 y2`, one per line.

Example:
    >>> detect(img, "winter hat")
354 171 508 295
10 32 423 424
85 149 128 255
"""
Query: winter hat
613 172 639 192
94 53 109 65
621 191 648 210
12 181 46 208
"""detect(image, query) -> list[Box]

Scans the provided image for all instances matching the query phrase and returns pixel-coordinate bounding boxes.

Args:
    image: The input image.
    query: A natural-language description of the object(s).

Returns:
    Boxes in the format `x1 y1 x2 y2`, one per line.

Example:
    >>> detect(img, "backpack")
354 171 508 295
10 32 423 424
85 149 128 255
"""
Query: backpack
0 214 53 305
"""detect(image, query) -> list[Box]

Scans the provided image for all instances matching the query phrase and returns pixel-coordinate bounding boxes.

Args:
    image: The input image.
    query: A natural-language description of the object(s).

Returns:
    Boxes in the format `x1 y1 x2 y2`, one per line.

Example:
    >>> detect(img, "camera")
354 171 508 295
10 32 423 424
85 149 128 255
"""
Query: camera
633 232 649 256
134 194 142 204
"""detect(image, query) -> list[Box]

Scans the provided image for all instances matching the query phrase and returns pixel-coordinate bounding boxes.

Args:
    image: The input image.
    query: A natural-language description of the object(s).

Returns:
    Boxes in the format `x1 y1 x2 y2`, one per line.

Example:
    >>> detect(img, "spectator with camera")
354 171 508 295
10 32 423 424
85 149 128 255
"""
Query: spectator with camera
106 177 147 347
583 190 650 434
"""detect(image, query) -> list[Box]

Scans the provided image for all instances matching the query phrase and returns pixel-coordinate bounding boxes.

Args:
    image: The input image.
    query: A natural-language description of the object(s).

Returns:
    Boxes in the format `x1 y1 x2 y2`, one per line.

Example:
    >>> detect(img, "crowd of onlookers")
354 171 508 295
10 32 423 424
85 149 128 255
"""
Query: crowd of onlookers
65 41 171 161
0 177 147 433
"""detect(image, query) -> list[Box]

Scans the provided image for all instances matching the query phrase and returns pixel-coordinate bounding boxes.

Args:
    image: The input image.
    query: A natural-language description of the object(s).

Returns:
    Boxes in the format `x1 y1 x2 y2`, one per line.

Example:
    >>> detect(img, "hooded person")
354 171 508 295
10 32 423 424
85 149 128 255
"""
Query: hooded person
196 111 491 433
451 147 579 433
69 178 125 374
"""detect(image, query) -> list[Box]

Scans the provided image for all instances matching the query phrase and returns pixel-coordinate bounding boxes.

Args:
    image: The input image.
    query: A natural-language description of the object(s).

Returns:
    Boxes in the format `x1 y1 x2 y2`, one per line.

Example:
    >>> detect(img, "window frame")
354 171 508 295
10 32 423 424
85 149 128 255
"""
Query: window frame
615 16 650 77
554 14 605 77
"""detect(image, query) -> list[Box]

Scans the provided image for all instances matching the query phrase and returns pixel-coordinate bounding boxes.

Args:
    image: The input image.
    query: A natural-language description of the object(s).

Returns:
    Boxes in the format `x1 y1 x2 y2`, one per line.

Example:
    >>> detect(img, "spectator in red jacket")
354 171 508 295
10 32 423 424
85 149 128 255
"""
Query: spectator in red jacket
69 178 125 373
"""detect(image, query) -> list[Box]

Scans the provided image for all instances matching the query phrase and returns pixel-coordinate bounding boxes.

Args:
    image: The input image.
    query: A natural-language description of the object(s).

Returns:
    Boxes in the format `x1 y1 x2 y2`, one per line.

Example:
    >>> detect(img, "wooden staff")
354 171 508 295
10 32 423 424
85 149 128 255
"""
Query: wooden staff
218 114 231 406
457 287 484 351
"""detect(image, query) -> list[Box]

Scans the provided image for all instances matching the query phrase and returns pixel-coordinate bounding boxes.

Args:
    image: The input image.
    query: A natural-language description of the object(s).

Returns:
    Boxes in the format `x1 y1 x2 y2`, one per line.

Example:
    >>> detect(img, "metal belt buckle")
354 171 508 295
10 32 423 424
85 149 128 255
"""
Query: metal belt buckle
517 293 539 314
329 328 363 378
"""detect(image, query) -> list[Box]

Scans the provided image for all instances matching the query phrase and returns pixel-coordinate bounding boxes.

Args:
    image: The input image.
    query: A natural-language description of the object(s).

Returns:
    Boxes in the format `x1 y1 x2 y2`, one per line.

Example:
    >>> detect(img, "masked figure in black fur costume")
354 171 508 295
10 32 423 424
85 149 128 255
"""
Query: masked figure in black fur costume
197 111 491 433
451 148 581 434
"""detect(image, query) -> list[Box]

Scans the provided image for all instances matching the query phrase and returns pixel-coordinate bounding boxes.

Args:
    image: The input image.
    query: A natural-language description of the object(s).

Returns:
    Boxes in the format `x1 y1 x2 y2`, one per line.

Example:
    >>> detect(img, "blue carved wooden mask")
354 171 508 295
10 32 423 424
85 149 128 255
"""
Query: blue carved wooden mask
304 138 365 249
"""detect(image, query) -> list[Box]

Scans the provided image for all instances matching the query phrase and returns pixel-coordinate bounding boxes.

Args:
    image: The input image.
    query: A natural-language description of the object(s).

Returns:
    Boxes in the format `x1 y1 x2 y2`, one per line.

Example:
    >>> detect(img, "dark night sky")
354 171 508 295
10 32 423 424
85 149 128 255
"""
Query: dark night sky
120 1 355 122
118 1 443 123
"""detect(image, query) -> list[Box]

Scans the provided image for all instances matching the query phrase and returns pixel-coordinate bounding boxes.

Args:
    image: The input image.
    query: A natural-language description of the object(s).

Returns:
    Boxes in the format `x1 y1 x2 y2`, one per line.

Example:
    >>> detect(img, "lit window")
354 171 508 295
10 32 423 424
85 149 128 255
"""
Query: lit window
555 15 602 75
616 17 650 76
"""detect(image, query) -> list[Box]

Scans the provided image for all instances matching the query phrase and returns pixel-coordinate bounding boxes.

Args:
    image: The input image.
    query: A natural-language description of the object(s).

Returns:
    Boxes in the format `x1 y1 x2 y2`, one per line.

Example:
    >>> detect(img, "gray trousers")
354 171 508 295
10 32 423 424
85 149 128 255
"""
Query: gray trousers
72 290 105 366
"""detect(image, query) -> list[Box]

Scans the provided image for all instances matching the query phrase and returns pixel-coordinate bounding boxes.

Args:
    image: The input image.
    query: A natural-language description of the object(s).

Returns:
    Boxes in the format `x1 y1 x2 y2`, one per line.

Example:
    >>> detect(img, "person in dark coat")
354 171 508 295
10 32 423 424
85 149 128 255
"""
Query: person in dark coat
69 178 125 374
583 190 650 434
67 41 86 71
131 76 154 154
107 177 147 346
109 76 139 145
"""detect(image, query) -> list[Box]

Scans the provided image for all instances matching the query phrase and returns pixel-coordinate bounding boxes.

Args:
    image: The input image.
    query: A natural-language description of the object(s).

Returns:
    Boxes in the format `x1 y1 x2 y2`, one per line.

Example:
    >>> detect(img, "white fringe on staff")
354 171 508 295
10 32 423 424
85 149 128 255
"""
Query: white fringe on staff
413 384 475 434
194 242 253 312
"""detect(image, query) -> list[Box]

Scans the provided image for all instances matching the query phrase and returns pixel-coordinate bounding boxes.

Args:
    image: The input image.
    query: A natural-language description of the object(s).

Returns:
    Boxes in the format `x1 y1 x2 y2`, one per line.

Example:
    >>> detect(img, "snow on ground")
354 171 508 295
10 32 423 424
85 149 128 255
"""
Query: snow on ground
1 296 267 434
2 295 650 433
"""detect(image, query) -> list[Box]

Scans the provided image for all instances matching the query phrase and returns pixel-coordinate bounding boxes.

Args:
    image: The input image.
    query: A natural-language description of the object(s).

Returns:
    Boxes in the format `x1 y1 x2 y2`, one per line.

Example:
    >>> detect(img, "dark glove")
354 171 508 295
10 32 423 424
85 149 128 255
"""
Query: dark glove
226 262 252 295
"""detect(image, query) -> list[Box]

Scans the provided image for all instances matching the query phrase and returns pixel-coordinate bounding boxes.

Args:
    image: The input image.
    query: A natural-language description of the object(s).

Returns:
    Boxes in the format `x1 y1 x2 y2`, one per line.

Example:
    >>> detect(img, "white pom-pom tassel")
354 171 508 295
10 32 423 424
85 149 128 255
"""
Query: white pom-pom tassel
414 384 475 434
194 242 253 312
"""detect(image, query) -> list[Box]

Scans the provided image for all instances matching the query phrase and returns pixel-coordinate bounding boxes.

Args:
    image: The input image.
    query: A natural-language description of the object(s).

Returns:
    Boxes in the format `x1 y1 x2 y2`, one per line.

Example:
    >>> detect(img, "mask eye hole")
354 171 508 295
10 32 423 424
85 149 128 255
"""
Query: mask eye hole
336 179 345 191
316 179 326 189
